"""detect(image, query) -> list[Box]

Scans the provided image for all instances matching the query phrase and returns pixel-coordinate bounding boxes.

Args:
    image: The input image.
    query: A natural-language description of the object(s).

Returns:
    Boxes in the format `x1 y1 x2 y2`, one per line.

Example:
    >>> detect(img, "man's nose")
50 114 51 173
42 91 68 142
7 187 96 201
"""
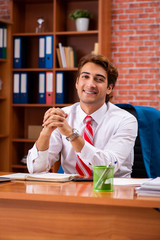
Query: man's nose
87 77 96 87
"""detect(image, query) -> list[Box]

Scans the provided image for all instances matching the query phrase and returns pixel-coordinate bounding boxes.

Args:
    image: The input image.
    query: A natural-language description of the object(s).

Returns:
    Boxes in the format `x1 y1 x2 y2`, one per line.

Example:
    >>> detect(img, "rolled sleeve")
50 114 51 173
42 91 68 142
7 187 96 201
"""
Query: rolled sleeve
76 141 97 168
27 143 49 173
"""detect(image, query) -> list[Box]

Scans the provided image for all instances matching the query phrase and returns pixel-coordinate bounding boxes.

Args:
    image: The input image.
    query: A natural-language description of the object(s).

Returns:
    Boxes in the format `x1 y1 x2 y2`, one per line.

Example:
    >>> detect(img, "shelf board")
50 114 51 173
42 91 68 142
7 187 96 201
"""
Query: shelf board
0 95 6 100
12 164 27 169
12 30 98 37
0 134 8 138
12 138 36 143
56 30 98 35
12 68 78 72
12 103 72 107
0 18 12 25
0 59 7 62
12 32 53 37
12 103 53 107
12 68 53 72
55 68 78 71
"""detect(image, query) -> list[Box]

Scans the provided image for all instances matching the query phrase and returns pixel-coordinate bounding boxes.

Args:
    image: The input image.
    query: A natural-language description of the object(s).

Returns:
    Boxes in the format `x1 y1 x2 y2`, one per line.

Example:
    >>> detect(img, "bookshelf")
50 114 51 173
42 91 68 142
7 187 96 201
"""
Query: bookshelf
0 18 12 171
9 0 111 172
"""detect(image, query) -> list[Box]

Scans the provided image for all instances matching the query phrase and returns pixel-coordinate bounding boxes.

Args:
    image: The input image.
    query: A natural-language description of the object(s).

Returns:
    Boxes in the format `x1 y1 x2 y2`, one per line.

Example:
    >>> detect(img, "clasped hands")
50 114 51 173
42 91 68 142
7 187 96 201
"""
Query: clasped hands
42 107 73 137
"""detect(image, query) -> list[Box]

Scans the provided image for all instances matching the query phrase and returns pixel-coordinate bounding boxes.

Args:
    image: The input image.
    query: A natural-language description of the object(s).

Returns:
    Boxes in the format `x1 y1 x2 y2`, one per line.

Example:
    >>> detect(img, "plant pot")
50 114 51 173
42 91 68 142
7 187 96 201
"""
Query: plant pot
75 18 89 31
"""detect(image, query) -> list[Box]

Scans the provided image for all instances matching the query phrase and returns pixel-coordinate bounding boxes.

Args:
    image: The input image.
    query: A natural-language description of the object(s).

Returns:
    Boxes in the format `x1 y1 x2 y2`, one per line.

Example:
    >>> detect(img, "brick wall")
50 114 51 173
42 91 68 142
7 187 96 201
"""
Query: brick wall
0 0 10 18
0 0 159 110
111 0 160 110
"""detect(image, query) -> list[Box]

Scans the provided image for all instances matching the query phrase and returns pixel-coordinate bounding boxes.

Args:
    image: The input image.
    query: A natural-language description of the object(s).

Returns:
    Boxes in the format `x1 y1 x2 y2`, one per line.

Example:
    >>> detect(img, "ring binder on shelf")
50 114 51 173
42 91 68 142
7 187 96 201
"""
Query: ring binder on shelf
38 36 45 68
45 35 53 68
13 73 20 103
38 72 46 104
56 71 67 104
0 26 3 58
46 72 53 104
3 26 7 59
20 73 28 104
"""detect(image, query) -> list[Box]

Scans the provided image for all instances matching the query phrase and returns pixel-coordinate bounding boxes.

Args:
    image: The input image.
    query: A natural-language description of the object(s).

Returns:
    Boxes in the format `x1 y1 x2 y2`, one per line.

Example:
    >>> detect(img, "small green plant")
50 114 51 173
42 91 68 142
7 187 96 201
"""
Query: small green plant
69 9 93 20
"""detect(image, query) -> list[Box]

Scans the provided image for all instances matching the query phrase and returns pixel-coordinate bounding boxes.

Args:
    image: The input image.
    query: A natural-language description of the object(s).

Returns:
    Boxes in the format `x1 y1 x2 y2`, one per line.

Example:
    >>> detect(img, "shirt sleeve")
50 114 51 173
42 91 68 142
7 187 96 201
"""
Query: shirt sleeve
77 115 138 174
27 129 63 174
27 143 50 174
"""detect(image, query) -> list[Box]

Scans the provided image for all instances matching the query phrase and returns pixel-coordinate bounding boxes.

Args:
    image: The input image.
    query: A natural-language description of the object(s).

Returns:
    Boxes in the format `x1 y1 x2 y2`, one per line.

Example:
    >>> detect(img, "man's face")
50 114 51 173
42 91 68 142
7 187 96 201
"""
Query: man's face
76 62 112 109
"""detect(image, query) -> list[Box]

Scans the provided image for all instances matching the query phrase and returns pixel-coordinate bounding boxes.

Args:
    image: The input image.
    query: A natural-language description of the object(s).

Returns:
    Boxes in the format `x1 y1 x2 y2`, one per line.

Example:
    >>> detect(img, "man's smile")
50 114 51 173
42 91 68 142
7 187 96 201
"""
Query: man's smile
83 89 97 95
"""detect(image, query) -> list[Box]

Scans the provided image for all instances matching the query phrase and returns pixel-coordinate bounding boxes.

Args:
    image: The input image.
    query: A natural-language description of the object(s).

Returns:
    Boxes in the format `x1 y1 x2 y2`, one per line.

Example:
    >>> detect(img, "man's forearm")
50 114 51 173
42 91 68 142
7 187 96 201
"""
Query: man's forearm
36 127 52 151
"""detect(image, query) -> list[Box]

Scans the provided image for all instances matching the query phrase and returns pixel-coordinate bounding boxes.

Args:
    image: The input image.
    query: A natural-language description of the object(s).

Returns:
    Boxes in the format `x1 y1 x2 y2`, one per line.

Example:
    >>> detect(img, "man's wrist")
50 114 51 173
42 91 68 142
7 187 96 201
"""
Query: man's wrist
66 128 80 142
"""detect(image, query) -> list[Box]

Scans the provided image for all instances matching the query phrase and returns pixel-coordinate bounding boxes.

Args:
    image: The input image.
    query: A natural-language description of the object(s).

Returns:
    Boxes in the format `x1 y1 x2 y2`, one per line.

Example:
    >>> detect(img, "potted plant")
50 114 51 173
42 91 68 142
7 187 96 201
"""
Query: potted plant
69 9 93 31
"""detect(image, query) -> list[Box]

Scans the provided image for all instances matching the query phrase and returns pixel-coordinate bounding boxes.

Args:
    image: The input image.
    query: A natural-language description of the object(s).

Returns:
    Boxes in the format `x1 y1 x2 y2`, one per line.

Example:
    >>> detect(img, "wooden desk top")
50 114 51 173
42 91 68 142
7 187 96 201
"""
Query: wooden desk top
0 175 160 208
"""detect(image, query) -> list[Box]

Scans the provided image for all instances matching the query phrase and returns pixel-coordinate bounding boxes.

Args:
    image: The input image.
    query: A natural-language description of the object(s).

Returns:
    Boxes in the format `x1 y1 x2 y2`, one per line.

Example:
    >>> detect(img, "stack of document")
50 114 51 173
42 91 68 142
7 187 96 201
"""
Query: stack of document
136 177 160 197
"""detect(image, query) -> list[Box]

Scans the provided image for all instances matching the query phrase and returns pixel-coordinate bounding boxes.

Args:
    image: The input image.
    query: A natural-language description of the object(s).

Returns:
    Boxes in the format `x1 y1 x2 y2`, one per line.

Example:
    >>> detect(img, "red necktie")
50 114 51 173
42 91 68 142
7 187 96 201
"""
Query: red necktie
76 116 93 176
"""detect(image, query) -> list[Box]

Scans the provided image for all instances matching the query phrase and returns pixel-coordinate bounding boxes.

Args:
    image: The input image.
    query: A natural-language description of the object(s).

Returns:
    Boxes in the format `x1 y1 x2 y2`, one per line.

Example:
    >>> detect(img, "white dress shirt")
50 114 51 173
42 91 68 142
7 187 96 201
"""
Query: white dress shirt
27 102 138 177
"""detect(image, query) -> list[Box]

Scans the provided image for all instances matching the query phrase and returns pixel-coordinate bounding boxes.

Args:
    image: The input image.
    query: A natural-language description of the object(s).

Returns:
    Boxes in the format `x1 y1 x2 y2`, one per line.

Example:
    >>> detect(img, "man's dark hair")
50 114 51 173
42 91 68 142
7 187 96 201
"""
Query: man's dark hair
77 54 118 102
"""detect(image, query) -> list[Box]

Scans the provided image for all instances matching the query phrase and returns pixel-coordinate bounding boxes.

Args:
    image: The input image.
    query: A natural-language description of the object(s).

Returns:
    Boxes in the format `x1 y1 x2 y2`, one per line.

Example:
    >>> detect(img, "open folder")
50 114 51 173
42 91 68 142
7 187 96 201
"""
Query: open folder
2 173 78 182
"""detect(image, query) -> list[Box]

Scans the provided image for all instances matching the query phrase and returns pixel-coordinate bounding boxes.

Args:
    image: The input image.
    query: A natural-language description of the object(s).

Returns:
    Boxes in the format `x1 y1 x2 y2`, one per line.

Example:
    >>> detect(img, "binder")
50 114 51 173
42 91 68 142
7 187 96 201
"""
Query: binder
3 26 7 59
20 73 28 103
46 72 53 104
0 26 3 58
38 72 46 104
13 37 22 68
38 36 45 68
56 71 66 104
13 73 20 103
45 35 53 68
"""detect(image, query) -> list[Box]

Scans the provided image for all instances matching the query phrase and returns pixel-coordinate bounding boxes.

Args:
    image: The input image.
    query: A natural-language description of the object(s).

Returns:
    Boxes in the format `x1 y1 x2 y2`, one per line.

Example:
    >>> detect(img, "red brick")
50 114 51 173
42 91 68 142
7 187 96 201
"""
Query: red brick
129 14 139 19
138 80 149 84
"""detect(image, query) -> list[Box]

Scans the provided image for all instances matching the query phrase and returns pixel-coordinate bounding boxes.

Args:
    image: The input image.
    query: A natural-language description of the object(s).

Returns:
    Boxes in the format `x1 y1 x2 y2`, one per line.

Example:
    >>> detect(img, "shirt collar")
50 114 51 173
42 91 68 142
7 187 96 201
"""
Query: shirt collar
77 103 108 124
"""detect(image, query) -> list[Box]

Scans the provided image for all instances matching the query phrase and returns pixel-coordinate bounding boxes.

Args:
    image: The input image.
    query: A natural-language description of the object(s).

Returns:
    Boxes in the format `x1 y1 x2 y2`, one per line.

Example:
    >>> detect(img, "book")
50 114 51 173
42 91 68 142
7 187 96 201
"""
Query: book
56 48 63 68
1 173 78 182
136 177 160 197
58 43 67 68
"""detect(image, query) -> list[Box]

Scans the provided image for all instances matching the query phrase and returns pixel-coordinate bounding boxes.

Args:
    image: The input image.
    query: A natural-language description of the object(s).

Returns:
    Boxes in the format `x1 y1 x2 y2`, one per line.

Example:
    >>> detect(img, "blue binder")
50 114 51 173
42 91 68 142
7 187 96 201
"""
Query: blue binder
0 25 3 58
56 71 67 104
3 26 7 59
13 73 20 103
45 35 53 68
38 72 46 104
20 72 28 104
13 37 22 68
38 36 45 68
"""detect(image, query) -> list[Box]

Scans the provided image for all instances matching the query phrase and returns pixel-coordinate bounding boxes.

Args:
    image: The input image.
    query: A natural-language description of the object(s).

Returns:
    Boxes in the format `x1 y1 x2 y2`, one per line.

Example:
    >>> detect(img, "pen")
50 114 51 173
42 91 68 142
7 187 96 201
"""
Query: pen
95 167 112 190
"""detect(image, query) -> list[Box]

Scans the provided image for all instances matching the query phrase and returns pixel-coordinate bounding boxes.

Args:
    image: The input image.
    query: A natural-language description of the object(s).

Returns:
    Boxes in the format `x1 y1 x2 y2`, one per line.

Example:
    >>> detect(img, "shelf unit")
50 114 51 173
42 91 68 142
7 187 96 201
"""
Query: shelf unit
9 0 111 172
0 18 12 171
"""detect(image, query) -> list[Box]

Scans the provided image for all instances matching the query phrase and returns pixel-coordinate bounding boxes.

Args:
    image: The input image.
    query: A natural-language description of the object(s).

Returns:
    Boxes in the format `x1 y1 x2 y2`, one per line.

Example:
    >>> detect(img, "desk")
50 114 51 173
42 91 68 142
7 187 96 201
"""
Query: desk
0 177 160 240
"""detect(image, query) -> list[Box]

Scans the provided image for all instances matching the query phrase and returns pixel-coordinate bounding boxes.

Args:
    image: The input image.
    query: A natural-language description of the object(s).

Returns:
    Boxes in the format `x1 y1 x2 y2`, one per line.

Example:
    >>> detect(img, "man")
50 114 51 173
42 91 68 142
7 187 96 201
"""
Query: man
27 54 138 177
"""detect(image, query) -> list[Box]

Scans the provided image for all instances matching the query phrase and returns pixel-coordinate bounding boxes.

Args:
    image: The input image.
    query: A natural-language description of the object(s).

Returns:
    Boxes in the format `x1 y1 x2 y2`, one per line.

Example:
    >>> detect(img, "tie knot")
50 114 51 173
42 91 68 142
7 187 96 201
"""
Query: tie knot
85 116 92 125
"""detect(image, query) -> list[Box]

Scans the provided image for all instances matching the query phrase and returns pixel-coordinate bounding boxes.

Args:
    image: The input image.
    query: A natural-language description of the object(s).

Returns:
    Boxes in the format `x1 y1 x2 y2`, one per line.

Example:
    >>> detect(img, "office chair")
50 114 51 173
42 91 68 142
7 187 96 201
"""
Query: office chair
116 104 147 178
116 104 160 178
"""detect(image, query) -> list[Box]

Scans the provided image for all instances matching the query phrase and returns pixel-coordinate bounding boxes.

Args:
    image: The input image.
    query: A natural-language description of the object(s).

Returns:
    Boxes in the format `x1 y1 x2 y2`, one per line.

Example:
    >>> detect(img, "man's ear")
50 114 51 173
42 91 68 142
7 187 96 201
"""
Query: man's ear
75 77 79 89
106 84 113 94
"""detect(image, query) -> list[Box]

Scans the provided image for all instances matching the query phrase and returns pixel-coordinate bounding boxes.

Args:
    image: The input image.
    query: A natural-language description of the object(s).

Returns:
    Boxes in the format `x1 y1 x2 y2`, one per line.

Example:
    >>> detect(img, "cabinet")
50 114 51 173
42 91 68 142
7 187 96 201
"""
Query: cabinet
9 0 111 172
0 18 12 171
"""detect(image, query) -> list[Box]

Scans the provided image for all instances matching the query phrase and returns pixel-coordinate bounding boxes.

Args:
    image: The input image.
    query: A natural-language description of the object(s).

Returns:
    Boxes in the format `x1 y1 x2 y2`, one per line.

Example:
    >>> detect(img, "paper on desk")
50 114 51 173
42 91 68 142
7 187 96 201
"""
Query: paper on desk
113 178 151 186
140 177 160 190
